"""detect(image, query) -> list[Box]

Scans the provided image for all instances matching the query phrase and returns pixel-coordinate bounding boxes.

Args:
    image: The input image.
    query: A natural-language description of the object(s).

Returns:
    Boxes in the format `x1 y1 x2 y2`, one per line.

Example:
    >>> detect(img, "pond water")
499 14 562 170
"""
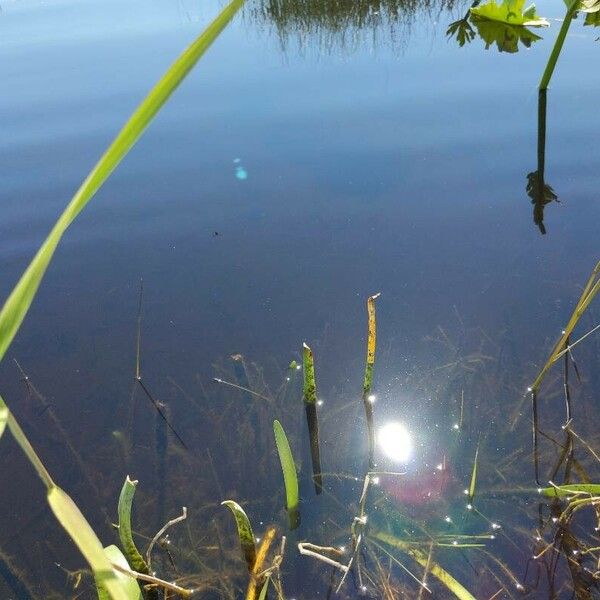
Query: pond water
1 0 600 597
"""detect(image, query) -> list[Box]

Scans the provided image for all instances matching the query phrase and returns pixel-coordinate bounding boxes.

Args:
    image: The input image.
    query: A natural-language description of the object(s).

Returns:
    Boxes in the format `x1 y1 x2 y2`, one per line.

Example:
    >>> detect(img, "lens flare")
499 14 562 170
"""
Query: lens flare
377 421 412 463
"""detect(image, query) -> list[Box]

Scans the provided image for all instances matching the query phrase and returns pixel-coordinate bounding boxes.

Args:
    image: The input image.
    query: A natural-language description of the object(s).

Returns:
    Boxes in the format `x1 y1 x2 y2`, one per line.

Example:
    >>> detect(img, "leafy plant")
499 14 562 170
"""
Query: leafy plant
117 477 150 575
0 396 133 600
470 0 549 26
471 18 542 52
222 500 257 571
273 419 300 529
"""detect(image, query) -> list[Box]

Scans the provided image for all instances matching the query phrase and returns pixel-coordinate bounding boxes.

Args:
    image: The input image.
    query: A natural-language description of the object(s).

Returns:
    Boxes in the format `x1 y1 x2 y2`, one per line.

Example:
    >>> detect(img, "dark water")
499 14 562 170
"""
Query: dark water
1 0 600 597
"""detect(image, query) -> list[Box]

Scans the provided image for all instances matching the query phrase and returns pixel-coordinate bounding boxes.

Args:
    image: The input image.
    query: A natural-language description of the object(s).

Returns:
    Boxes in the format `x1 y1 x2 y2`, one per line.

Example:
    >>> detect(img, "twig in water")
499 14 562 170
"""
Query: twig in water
298 543 348 572
147 506 187 571
110 561 193 597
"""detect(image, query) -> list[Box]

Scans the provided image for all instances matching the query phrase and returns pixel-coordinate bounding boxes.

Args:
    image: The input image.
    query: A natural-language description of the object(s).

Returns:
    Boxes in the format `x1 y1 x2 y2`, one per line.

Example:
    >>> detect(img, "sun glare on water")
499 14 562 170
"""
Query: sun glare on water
377 421 413 463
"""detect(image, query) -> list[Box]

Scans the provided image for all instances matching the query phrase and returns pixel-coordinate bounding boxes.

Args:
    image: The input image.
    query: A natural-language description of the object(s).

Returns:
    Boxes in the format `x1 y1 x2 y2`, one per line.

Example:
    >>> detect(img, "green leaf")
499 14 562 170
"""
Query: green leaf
470 0 549 26
258 577 271 600
581 0 600 12
117 477 150 574
273 419 300 528
221 500 257 571
471 17 543 52
0 0 244 367
97 546 142 600
48 487 130 600
468 443 479 504
540 483 600 497
584 10 600 24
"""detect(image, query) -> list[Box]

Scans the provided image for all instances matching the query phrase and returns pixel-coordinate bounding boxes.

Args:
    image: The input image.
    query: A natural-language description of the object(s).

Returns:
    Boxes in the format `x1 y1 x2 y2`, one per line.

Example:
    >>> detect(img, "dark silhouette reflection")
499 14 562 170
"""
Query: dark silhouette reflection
251 0 460 51
447 5 543 53
526 90 559 235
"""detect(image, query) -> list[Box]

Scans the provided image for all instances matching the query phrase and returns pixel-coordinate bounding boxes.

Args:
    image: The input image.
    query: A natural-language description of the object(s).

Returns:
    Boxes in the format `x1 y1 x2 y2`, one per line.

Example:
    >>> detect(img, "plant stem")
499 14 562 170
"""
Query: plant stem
539 0 579 91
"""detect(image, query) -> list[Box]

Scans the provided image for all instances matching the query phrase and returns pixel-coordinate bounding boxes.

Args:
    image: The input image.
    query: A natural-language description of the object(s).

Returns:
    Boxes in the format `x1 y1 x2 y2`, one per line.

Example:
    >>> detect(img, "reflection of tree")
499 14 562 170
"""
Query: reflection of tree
251 0 459 52
526 90 559 235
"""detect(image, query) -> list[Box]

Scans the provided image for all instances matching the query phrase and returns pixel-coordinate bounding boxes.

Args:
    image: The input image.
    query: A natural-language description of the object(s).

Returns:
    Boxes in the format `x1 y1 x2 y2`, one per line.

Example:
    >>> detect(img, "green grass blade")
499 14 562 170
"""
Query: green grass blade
540 483 600 498
0 396 129 600
48 487 130 600
273 419 300 529
0 395 54 489
221 500 257 571
118 477 150 574
468 443 479 505
530 259 600 392
372 531 476 600
258 577 270 600
97 546 142 600
0 0 244 365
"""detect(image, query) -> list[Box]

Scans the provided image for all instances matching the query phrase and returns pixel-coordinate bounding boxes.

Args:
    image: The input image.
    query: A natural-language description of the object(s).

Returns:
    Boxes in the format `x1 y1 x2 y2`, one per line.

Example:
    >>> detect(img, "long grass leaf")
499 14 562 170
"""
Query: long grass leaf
258 577 270 600
97 545 142 600
540 483 600 498
273 419 300 529
530 259 600 392
221 500 257 571
0 0 244 365
0 397 129 599
0 395 54 489
468 442 479 505
118 477 150 574
372 531 476 600
48 487 130 600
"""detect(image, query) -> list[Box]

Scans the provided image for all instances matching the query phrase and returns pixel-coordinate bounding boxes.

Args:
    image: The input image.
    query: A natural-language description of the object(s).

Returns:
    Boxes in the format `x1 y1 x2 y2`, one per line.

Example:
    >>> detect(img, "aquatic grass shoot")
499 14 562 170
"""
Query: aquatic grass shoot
468 441 480 506
221 500 257 571
530 259 600 393
118 477 151 576
363 293 381 467
273 419 300 529
303 342 322 494
97 546 141 600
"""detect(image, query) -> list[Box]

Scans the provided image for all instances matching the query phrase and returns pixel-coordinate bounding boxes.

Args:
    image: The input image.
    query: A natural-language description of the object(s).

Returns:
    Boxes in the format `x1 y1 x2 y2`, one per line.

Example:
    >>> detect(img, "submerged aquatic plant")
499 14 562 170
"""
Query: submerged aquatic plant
222 501 257 571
